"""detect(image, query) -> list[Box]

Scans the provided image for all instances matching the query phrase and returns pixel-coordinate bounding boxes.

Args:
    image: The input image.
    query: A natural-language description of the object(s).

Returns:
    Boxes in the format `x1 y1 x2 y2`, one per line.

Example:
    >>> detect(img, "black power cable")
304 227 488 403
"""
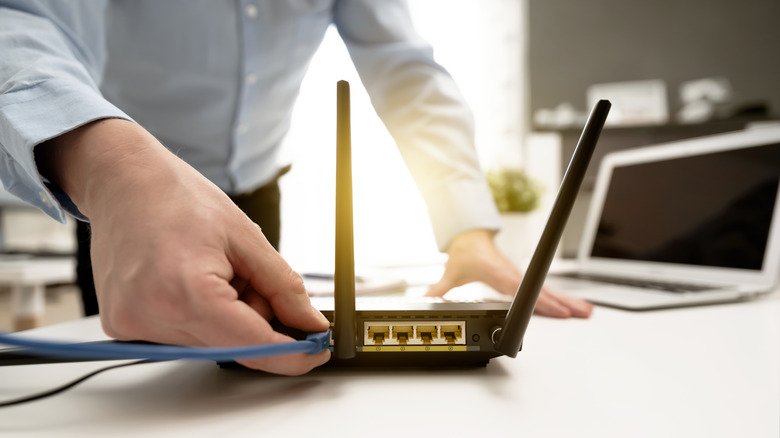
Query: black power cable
0 359 157 408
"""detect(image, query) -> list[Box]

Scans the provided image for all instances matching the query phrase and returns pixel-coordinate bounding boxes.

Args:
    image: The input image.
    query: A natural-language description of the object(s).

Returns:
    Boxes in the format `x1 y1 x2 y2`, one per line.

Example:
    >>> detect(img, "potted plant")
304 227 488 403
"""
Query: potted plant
487 168 543 214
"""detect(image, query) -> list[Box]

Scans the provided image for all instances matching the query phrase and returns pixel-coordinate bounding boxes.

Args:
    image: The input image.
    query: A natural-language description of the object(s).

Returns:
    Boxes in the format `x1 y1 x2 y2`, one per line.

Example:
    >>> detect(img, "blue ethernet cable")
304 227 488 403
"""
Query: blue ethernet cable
0 329 330 362
0 330 332 408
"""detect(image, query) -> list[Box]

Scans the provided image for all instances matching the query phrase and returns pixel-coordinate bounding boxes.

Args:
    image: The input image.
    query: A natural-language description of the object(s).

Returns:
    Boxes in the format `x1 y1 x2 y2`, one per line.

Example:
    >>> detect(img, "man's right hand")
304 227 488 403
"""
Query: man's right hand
35 119 330 375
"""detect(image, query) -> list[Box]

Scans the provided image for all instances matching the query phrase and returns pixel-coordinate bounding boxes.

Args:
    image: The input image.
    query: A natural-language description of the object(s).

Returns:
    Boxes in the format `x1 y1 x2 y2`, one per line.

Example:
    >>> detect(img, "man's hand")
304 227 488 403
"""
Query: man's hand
36 119 330 375
425 230 593 318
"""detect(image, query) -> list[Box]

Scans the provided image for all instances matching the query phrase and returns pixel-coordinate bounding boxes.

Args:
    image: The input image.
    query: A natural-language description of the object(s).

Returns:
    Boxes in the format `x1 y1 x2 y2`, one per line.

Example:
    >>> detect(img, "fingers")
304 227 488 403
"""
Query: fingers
226 221 330 333
233 276 278 323
223 304 331 376
533 289 573 318
548 289 594 318
191 280 331 375
217 220 331 374
534 287 594 319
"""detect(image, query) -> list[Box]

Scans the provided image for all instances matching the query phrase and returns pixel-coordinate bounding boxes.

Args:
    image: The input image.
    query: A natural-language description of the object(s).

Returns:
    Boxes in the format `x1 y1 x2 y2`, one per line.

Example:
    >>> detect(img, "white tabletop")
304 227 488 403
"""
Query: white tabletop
0 291 778 438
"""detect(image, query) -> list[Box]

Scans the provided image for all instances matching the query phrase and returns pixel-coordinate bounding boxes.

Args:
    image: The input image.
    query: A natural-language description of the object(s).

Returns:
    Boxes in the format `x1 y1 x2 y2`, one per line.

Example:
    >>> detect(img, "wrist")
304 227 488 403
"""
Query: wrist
35 119 174 218
447 229 496 253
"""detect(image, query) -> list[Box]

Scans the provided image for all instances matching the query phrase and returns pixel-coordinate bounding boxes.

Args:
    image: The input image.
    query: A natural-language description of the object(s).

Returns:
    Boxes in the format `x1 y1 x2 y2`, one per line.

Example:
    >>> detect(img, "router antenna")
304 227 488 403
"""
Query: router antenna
495 100 611 358
334 80 356 359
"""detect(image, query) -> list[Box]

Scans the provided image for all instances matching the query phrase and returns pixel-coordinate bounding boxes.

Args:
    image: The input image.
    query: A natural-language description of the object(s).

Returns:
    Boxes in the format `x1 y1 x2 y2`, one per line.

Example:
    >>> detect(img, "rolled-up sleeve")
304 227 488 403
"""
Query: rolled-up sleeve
0 1 131 222
333 0 500 251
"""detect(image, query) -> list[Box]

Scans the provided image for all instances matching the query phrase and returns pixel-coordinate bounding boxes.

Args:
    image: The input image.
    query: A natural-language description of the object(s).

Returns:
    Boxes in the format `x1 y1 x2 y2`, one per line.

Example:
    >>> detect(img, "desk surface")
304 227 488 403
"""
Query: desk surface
1 290 778 438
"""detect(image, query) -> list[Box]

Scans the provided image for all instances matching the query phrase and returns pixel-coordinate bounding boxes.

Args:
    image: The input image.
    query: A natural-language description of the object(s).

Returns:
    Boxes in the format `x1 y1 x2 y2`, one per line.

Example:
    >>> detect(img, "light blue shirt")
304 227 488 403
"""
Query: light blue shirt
0 0 500 249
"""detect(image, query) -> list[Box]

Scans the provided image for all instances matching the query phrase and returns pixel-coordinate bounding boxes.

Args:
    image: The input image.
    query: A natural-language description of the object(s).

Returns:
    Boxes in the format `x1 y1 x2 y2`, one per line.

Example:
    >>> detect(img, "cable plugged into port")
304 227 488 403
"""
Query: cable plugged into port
363 321 466 346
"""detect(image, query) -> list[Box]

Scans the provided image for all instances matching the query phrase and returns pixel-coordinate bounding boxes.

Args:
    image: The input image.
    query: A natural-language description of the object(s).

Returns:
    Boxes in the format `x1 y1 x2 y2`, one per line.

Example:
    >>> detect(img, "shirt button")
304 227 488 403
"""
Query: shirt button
245 73 257 85
39 190 53 207
237 123 249 134
245 4 258 18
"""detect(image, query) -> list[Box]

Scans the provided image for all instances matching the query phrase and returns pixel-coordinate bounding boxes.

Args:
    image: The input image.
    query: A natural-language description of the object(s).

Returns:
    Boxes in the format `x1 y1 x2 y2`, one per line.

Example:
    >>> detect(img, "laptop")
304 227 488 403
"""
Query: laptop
546 125 780 310
298 81 610 367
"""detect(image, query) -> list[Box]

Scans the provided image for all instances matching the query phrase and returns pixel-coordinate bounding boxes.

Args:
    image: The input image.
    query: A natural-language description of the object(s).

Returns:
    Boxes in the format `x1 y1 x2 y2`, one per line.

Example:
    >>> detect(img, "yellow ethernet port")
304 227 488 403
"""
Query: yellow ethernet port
440 324 463 344
392 325 413 345
416 325 437 344
367 325 390 345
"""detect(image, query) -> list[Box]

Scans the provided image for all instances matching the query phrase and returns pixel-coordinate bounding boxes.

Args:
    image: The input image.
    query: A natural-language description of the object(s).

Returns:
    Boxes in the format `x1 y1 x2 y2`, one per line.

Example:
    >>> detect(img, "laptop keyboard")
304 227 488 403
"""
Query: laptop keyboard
554 272 722 293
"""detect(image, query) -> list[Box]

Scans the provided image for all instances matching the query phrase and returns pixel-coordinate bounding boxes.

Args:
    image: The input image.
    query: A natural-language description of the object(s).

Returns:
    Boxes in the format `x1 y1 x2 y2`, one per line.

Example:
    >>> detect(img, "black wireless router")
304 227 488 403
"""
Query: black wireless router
312 80 610 367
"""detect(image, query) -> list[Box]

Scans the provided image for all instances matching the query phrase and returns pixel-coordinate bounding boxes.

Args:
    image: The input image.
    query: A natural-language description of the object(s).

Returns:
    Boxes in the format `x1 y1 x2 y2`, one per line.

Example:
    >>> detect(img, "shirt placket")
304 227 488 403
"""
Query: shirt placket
230 0 264 190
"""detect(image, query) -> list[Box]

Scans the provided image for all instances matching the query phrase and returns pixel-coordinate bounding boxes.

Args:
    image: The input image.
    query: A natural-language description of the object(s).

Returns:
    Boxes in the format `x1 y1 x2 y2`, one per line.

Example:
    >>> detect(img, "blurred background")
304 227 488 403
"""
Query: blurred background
1 0 778 330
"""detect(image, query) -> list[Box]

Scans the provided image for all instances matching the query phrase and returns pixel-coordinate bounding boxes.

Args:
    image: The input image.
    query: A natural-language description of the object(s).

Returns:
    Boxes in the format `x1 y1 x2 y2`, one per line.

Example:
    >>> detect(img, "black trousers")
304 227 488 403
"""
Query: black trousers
76 178 283 317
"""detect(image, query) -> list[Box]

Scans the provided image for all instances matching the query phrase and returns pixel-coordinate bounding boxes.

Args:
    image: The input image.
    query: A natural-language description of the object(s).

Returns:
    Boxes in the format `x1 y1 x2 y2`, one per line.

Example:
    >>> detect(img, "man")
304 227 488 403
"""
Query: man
0 1 592 375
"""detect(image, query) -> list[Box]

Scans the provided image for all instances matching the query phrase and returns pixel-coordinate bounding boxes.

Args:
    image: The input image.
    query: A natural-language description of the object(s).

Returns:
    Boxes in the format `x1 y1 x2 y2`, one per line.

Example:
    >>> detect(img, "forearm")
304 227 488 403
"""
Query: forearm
335 2 500 250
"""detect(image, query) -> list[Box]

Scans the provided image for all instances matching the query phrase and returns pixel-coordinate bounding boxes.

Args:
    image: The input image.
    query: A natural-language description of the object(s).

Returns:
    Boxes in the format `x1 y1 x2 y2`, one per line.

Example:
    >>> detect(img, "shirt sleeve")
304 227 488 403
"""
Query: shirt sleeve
0 1 132 222
332 0 501 251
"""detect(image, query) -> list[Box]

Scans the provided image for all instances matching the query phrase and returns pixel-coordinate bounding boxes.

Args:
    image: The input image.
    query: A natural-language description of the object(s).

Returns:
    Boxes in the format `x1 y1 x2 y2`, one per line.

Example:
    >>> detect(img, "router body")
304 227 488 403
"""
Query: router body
315 298 511 367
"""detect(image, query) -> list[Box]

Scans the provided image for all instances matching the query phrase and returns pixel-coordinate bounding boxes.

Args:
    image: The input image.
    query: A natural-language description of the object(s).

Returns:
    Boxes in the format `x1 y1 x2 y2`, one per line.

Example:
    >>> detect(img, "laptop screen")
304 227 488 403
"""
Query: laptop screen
591 142 780 270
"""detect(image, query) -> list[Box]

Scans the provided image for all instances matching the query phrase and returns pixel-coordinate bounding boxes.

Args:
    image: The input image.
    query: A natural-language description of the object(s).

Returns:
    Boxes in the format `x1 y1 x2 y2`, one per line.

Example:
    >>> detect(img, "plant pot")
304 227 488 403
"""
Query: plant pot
494 212 538 269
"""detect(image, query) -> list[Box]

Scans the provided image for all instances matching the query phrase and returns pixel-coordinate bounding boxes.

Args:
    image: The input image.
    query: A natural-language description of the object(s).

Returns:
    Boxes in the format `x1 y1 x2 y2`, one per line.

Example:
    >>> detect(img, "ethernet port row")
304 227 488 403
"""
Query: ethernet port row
363 321 465 346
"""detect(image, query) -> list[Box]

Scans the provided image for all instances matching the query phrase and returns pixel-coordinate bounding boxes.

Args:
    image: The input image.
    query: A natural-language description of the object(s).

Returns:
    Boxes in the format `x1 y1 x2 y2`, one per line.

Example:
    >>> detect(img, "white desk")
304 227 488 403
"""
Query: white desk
0 291 778 438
